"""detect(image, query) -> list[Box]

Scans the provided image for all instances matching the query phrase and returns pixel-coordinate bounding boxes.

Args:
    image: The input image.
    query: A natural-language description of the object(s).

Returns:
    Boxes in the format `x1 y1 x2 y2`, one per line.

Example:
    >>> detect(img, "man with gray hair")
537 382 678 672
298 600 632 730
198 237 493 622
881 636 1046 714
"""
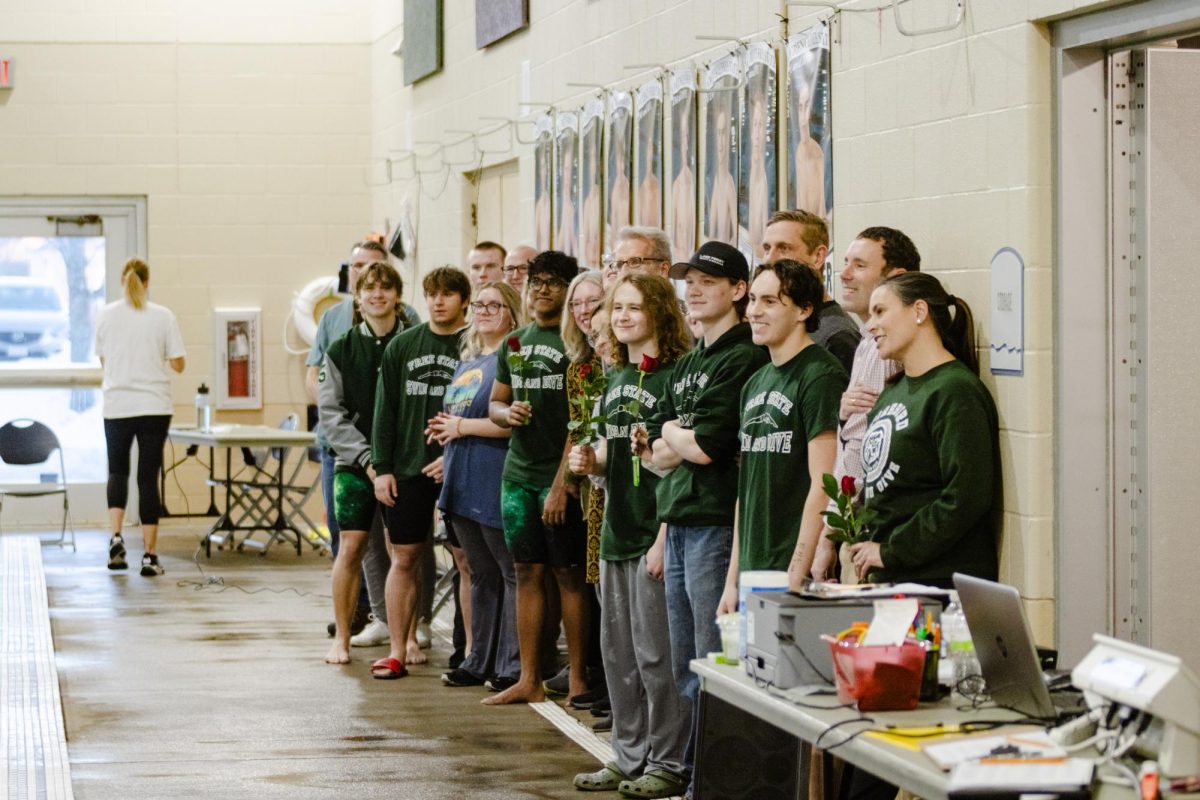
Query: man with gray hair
613 226 672 279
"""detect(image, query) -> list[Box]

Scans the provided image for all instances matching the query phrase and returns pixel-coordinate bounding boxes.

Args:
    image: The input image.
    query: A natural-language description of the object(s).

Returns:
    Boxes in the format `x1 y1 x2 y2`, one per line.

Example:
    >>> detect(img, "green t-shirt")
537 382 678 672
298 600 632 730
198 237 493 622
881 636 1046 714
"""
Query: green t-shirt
371 323 465 479
861 360 1000 585
737 344 845 572
600 363 671 561
648 322 770 526
495 321 570 487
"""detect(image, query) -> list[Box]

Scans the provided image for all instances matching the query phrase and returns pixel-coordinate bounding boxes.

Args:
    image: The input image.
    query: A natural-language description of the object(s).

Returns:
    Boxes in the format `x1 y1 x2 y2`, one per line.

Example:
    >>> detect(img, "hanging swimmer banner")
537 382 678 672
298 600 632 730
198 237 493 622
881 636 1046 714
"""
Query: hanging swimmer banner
533 114 555 251
989 247 1025 376
579 97 605 269
605 91 634 254
787 23 833 220
669 69 699 263
740 41 778 261
701 53 741 248
554 111 579 259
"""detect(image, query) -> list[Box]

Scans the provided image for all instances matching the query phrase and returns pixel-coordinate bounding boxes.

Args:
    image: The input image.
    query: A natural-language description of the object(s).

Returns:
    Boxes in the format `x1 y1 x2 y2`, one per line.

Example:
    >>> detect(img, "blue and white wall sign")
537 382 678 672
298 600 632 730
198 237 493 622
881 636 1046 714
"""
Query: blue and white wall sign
989 247 1024 376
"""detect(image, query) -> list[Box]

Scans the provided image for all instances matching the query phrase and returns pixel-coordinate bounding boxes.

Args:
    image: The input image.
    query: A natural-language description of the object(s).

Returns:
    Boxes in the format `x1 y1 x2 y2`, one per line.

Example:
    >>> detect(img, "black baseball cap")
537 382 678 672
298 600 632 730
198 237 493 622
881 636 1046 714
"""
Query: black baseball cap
669 241 749 283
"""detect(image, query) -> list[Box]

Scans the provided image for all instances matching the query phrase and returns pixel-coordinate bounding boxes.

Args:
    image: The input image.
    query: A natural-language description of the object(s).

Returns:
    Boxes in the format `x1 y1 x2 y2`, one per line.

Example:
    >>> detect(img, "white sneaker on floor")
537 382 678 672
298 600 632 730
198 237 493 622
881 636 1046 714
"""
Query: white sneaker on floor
350 617 391 647
416 621 433 649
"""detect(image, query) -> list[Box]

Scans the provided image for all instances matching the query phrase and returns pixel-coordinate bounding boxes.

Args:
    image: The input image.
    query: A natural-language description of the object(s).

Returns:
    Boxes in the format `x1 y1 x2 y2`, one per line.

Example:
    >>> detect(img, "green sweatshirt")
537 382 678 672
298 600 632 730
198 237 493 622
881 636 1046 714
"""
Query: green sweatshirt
600 363 671 561
495 322 570 487
647 322 769 526
861 359 1000 585
736 344 845 571
371 323 464 480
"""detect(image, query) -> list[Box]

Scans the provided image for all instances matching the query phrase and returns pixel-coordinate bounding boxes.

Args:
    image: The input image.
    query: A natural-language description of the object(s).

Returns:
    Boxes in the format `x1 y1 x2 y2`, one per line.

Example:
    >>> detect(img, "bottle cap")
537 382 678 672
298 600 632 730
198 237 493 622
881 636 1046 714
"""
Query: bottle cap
198 383 209 394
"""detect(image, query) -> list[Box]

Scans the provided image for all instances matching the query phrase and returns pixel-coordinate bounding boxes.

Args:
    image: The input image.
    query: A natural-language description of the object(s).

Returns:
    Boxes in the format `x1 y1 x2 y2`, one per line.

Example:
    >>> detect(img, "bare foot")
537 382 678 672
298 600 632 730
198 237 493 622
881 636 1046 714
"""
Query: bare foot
324 643 350 664
405 639 427 665
481 679 546 706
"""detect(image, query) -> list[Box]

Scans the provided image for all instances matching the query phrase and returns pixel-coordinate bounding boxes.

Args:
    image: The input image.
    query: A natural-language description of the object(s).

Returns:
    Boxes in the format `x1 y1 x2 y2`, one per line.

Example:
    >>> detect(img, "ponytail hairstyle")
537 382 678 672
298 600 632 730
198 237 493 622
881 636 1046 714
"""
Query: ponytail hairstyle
351 261 404 326
122 258 150 309
878 272 978 375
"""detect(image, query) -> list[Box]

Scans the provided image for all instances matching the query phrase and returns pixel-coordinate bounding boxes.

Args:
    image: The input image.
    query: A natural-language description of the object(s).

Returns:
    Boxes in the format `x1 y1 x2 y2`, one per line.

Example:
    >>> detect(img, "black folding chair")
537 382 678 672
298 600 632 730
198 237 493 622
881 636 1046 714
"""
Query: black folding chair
0 418 75 550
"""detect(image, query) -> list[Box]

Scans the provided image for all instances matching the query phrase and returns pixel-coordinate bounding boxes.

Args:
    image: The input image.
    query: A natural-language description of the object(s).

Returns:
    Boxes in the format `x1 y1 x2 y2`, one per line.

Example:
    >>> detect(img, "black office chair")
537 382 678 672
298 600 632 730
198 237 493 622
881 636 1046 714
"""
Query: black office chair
0 418 76 550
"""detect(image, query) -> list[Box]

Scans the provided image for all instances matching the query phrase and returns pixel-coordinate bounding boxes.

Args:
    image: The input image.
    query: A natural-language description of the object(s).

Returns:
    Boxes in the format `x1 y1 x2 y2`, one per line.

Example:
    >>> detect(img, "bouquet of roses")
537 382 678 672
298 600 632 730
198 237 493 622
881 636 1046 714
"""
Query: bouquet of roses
567 362 608 447
626 354 660 487
821 474 876 546
506 335 531 406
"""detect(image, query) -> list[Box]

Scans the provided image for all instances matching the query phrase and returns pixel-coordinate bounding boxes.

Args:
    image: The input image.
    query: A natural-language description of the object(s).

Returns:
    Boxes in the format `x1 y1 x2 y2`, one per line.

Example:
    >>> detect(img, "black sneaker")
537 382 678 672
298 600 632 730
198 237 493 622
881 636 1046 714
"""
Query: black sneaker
441 668 486 687
328 605 371 638
569 688 608 710
592 713 612 732
107 536 128 570
139 553 164 577
485 676 518 693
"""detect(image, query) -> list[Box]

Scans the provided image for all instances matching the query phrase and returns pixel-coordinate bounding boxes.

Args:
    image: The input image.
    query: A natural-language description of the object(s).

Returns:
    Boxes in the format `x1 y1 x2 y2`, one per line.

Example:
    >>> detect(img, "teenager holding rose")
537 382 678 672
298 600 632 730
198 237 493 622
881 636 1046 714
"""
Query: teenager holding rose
429 281 524 689
569 273 692 798
847 273 1000 586
486 251 590 705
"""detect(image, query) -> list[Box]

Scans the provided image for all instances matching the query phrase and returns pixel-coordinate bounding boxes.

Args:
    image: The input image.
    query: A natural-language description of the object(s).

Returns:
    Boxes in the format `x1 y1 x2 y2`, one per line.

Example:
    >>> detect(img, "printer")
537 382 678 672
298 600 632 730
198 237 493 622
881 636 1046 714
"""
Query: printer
743 590 943 689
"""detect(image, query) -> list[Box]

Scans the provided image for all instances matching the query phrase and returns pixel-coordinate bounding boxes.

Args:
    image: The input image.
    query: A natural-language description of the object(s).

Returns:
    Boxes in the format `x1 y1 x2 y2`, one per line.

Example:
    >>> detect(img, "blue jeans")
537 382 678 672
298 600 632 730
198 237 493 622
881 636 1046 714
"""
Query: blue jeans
321 448 370 613
664 523 733 782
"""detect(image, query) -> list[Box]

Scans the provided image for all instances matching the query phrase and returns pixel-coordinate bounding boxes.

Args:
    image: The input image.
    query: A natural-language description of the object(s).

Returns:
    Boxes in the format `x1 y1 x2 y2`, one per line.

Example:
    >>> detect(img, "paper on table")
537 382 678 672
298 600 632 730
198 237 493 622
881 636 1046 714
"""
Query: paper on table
802 582 953 599
861 598 919 646
948 757 1092 793
924 731 1066 771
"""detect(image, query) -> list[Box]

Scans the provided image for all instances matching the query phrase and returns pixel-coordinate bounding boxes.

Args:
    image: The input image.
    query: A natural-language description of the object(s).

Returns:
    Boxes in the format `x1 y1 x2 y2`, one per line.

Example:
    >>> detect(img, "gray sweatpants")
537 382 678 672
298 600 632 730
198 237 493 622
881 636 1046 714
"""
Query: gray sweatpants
600 555 691 779
362 508 389 622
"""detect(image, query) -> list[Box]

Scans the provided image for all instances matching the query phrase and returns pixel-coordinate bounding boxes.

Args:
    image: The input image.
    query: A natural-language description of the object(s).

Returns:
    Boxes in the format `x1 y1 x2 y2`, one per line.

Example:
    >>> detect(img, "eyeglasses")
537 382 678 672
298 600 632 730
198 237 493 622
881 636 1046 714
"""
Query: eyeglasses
569 298 601 313
613 256 667 272
469 301 504 315
527 276 569 291
502 263 530 276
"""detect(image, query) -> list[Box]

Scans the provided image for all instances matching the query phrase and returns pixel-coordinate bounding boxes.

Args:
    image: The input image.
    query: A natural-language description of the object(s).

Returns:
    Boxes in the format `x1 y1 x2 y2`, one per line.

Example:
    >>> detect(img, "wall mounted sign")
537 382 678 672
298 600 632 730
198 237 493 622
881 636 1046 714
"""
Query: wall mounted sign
989 247 1024 376
403 0 443 85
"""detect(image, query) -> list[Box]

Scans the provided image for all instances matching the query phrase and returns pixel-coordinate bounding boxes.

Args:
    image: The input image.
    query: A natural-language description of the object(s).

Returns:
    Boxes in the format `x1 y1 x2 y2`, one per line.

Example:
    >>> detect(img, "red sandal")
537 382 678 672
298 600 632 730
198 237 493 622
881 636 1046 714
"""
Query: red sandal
370 657 407 680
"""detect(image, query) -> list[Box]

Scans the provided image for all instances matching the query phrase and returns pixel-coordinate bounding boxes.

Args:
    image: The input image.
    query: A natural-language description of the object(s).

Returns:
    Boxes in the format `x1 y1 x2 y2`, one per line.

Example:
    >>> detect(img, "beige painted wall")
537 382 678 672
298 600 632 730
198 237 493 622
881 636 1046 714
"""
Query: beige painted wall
1 0 375 509
365 0 1131 643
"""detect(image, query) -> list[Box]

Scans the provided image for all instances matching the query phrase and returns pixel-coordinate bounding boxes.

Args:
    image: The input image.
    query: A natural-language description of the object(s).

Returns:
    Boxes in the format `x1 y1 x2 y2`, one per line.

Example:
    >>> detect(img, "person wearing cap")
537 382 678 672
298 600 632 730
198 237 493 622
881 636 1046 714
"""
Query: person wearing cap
643 240 769 790
717 259 844 608
761 210 860 375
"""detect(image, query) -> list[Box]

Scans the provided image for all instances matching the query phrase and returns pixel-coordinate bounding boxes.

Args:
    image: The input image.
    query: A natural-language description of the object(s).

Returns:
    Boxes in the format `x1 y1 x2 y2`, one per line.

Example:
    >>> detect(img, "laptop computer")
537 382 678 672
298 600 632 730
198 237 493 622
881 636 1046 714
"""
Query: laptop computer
953 573 1077 719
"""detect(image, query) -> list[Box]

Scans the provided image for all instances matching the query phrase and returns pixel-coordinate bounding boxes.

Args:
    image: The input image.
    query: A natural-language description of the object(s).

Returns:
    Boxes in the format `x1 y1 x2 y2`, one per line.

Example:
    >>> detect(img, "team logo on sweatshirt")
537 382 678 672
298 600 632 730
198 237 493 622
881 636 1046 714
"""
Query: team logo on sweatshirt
862 402 908 498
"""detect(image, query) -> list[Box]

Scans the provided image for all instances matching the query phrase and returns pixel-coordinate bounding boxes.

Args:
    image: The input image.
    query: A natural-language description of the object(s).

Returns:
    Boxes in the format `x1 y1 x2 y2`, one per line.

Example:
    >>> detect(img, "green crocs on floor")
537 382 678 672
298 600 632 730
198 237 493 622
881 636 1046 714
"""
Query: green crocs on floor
617 769 686 799
574 762 629 792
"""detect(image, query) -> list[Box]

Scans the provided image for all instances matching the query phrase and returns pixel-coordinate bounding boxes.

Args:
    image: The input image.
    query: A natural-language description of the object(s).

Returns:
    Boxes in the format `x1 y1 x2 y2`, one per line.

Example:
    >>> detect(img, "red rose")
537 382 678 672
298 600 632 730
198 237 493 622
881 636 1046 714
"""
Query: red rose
579 363 592 378
638 354 660 373
840 475 856 497
507 336 522 353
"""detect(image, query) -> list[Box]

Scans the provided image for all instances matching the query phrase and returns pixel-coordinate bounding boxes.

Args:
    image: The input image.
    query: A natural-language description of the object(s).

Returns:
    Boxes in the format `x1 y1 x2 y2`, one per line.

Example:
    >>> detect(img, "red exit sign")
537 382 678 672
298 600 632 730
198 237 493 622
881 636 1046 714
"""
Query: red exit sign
0 59 11 88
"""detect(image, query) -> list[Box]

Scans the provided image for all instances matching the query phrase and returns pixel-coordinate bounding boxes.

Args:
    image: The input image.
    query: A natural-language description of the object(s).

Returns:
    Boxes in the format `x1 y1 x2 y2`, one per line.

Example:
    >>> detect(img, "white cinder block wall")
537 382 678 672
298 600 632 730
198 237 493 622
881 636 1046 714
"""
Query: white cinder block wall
1 1 375 509
367 0 1129 644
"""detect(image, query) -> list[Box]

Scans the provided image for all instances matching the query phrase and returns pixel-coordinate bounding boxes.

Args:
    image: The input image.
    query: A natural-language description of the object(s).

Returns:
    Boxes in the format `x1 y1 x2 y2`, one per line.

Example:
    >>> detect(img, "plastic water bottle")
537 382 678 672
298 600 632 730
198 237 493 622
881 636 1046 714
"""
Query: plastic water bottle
942 599 981 690
195 383 212 432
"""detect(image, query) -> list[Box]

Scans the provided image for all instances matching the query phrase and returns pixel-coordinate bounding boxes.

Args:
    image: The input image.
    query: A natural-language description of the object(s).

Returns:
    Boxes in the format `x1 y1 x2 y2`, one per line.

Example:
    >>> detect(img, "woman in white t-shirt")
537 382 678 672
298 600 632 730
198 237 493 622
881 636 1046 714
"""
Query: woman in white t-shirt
94 258 186 576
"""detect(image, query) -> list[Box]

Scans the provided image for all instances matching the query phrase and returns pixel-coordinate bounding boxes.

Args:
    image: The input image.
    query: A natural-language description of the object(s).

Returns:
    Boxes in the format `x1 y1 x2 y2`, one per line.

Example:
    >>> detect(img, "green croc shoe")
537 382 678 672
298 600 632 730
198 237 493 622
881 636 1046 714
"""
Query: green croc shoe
617 769 686 799
574 762 629 791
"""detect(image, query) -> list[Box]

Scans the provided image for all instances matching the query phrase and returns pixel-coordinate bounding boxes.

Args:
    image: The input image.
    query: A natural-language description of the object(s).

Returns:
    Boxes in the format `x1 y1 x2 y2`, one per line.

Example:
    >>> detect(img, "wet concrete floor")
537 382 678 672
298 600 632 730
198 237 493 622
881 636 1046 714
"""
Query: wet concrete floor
42 525 598 799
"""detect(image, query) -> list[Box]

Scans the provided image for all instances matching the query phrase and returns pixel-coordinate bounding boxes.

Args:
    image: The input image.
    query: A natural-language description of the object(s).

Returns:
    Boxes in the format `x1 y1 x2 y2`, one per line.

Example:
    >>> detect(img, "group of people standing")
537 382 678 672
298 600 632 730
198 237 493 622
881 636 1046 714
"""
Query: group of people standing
299 214 1000 799
92 212 1000 800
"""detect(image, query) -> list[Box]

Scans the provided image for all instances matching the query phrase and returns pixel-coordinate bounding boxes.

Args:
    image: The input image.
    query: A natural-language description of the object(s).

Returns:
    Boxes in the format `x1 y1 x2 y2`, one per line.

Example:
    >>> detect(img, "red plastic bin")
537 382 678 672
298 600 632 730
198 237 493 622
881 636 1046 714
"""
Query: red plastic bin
825 637 925 711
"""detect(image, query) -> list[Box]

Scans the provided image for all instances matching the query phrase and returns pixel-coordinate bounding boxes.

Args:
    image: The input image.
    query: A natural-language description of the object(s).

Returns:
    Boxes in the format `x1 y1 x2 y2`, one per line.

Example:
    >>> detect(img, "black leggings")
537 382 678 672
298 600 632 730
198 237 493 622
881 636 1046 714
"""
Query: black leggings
104 415 171 525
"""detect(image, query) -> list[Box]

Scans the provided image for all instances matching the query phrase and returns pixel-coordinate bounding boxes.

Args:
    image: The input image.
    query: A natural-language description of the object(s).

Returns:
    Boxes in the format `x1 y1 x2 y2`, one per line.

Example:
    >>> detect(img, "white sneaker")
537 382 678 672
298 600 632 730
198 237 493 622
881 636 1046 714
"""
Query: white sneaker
350 617 391 647
416 621 433 649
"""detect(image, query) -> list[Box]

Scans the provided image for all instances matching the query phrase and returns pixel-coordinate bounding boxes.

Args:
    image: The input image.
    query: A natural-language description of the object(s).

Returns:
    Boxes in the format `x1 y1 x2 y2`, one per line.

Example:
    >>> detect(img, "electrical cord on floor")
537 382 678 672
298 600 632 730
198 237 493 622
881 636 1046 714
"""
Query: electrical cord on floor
174 539 330 598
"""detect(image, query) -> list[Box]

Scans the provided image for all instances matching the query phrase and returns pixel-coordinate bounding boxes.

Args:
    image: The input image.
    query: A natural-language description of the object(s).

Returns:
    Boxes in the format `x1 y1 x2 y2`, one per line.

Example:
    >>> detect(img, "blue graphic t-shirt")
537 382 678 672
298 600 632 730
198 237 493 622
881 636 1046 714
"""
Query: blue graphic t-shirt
438 351 508 529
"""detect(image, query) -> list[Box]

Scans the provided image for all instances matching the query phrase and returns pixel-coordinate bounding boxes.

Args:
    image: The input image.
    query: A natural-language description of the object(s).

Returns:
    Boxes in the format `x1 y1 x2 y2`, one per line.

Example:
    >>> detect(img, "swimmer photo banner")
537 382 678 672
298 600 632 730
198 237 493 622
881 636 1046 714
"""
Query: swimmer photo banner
554 111 580 259
740 42 778 260
605 90 634 254
787 23 832 219
579 97 605 269
635 78 664 230
533 114 554 251
669 70 699 263
701 53 741 248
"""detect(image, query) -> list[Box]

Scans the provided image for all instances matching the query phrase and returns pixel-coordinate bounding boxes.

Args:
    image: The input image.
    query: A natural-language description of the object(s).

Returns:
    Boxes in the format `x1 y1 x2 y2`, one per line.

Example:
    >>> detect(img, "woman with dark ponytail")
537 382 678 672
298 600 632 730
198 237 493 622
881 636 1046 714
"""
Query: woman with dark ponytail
95 258 186 576
846 272 1000 587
